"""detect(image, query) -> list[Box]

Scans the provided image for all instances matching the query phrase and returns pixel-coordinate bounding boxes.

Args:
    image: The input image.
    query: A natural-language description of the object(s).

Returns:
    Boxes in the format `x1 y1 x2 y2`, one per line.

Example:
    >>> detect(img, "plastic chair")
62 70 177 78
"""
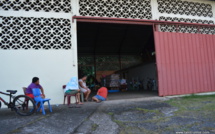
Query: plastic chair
62 85 84 105
22 87 30 110
32 88 52 115
62 85 78 106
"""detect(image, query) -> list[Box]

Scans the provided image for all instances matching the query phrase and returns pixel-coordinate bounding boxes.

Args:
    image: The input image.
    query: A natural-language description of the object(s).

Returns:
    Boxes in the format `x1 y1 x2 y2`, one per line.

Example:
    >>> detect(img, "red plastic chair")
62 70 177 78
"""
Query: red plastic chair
22 87 30 110
62 85 78 106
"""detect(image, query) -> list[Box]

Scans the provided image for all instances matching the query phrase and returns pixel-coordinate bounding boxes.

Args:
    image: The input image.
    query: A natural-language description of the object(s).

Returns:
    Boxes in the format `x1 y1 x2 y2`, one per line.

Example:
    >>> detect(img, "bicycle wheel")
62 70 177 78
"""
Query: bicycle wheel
13 95 36 116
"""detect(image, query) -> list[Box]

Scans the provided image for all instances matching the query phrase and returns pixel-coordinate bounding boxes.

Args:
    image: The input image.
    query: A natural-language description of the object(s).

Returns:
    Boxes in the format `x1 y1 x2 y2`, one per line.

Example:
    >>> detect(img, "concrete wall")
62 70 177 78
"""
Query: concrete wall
77 0 215 23
154 0 215 21
0 50 77 106
0 1 78 108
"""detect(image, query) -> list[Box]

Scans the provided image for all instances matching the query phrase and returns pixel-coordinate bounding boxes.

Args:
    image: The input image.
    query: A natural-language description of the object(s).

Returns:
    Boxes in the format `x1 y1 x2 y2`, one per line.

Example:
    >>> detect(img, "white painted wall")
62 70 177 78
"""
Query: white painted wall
0 50 78 108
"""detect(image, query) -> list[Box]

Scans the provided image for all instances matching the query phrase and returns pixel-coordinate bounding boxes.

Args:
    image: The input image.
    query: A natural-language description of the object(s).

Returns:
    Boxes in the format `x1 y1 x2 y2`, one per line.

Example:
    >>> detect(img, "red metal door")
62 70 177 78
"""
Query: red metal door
154 31 215 96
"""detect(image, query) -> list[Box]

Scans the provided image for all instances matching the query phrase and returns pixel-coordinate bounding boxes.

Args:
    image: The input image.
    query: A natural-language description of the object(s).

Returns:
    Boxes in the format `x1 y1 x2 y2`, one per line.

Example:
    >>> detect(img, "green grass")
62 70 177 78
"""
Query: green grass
182 94 215 99
107 112 114 116
119 127 142 134
91 123 98 131
111 94 215 133
166 94 215 116
113 120 124 127
135 107 160 115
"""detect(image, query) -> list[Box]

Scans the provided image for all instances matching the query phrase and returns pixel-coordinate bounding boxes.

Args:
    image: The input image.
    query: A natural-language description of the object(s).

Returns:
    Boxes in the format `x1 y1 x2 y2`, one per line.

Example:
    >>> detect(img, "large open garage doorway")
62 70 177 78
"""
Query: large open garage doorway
77 22 158 100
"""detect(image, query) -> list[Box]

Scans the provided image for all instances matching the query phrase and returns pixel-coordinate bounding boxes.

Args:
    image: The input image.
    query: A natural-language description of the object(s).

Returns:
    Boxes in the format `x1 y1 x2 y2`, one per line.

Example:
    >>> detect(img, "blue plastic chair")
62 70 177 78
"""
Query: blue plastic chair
32 88 52 115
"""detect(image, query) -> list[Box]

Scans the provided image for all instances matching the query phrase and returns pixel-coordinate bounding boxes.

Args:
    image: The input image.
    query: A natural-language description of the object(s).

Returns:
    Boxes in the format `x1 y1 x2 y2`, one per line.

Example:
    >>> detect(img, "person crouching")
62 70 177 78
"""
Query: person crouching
92 86 108 103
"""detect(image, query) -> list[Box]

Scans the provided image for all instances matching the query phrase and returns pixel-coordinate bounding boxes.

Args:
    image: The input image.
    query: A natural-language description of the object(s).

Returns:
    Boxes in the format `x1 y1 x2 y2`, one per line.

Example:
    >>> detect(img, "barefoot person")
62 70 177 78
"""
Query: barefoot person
26 77 45 99
92 86 108 103
79 75 91 101
65 77 83 105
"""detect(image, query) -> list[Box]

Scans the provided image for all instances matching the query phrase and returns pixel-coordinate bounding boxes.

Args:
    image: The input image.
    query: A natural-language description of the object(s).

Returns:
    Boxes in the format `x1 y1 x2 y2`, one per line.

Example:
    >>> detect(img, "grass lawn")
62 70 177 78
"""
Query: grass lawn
166 94 215 116
113 94 215 134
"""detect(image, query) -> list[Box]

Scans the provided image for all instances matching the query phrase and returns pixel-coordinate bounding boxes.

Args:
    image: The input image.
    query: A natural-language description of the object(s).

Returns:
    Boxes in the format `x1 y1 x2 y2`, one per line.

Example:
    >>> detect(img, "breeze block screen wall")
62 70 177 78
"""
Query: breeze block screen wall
79 0 152 19
0 0 77 106
0 0 72 50
156 0 214 35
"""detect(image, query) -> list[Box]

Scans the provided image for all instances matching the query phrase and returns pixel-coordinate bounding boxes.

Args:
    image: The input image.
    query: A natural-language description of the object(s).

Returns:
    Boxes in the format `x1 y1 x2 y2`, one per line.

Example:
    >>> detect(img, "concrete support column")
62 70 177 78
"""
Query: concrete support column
151 0 159 20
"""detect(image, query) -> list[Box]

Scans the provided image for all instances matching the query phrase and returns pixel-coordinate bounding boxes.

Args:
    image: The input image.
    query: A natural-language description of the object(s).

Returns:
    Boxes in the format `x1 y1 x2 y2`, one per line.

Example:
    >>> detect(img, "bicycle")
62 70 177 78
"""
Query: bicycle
0 90 36 116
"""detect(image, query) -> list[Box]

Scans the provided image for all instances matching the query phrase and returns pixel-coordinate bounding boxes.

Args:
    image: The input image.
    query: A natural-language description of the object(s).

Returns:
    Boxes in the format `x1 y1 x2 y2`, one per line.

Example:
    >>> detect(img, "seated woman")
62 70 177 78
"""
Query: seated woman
79 75 91 102
65 77 83 105
26 77 45 99
92 86 108 103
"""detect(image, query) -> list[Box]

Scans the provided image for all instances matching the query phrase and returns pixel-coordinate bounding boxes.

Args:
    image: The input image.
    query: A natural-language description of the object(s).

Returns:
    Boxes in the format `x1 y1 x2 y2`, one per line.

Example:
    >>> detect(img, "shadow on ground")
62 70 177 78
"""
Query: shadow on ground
0 102 100 134
1 95 215 134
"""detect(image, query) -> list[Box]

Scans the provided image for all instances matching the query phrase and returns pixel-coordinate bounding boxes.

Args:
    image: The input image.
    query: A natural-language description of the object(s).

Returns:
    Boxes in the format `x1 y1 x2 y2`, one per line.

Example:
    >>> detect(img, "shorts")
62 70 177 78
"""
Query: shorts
26 93 42 99
94 95 106 101
80 88 90 93
65 90 78 95
26 94 34 98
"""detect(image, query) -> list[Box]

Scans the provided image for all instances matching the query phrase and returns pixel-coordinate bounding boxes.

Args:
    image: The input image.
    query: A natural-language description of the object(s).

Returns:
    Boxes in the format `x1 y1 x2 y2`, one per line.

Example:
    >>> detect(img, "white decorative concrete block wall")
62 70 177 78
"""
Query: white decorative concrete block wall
0 0 78 107
156 0 215 34
78 0 153 19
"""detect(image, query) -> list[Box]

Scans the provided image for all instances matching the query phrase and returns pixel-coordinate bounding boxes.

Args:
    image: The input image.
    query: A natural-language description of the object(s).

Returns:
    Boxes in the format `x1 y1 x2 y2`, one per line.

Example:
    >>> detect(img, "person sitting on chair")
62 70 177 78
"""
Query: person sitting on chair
79 75 91 102
26 77 45 99
65 77 83 105
92 86 108 103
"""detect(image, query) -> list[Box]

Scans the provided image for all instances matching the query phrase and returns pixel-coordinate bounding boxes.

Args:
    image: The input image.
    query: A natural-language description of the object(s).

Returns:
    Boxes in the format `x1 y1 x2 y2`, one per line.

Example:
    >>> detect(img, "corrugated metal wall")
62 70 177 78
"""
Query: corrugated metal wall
154 31 215 96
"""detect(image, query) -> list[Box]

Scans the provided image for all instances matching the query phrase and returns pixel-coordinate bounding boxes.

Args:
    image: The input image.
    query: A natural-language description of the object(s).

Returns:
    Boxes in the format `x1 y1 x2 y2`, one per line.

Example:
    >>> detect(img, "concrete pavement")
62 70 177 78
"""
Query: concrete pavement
1 95 214 134
0 96 166 134
0 102 101 134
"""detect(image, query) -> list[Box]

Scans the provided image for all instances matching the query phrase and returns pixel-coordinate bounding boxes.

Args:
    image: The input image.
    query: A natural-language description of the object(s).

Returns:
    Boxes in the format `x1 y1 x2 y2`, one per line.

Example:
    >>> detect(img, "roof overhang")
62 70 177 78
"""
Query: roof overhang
73 16 215 27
